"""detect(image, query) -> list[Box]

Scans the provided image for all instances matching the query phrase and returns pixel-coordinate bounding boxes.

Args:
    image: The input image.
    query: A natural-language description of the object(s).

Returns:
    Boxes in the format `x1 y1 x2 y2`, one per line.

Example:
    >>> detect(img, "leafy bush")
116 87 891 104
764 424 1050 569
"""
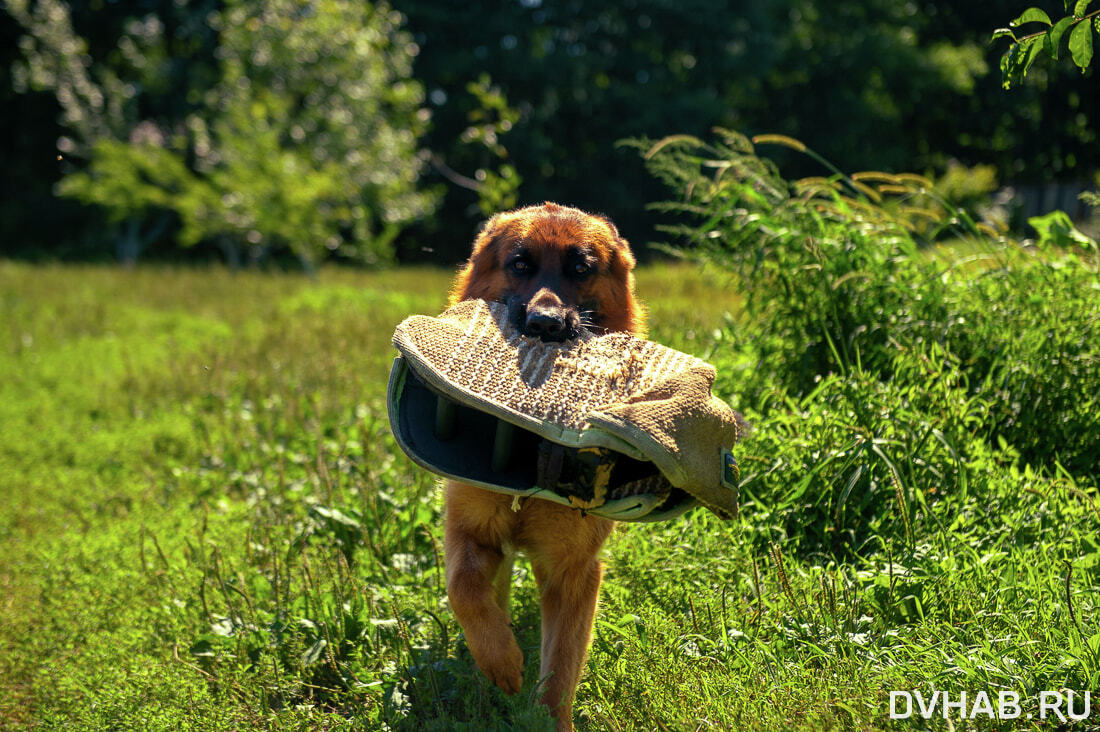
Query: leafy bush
636 131 1100 528
736 357 981 557
937 244 1100 475
933 160 1001 225
627 130 954 397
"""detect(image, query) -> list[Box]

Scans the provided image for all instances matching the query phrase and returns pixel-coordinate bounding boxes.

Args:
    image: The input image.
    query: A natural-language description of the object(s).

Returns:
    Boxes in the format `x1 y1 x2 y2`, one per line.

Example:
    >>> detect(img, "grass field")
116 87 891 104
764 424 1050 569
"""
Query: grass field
1 258 1097 730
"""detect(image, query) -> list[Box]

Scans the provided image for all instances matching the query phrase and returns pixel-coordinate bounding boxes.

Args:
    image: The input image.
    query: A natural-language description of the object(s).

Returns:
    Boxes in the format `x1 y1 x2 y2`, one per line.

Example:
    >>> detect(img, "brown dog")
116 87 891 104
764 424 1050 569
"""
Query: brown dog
444 202 644 730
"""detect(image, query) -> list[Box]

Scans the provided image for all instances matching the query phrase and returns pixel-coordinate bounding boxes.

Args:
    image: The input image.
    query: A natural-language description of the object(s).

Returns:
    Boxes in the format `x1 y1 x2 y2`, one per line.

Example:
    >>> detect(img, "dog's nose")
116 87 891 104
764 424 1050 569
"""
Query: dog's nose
524 309 568 341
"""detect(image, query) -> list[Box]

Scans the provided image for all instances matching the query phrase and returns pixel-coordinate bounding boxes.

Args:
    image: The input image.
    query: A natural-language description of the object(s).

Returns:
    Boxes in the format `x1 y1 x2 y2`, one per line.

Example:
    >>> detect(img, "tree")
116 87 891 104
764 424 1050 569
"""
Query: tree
394 1 1021 258
995 1 1098 88
7 0 438 266
5 0 189 261
6 0 1098 261
394 0 1099 259
994 2 1099 224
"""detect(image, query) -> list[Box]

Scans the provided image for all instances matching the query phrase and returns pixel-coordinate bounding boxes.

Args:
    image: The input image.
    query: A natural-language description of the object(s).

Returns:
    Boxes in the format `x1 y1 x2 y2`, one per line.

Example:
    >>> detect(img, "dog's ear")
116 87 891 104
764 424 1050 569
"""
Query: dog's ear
595 214 636 276
593 215 645 335
449 216 504 306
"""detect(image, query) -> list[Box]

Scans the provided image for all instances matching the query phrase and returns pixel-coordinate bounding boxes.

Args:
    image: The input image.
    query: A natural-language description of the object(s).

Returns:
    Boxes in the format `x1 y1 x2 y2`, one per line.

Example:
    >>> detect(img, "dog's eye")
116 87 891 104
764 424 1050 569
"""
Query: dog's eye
572 261 591 276
510 258 531 274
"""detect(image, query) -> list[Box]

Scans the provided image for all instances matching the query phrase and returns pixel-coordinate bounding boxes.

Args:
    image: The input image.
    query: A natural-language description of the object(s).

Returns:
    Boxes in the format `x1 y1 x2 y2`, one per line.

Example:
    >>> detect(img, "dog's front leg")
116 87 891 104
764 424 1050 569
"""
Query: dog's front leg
444 481 524 694
533 556 603 731
523 507 614 732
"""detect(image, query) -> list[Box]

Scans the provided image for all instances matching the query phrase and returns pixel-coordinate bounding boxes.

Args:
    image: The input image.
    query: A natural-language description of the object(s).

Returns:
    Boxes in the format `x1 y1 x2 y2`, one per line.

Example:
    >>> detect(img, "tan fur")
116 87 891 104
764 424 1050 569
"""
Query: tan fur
444 202 644 730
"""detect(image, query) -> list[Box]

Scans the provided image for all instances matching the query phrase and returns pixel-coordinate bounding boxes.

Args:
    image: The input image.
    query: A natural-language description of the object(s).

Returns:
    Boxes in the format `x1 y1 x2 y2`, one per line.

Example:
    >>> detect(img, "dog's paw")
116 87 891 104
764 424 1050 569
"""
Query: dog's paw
471 633 524 694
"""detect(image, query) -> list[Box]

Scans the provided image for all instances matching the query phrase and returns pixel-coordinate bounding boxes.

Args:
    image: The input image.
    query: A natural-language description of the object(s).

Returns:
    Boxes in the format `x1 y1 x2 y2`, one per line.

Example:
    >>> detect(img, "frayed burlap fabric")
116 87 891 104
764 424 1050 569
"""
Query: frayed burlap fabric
389 299 743 520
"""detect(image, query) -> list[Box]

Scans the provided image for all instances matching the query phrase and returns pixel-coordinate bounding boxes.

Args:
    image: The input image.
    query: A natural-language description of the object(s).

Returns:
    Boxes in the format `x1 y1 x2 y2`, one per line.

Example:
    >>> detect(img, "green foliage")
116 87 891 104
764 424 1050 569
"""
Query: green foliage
7 0 438 266
734 363 977 557
1029 208 1098 248
639 130 1100 490
458 75 523 218
629 130 951 396
194 0 437 266
5 2 1100 259
933 160 1000 213
6 0 148 150
55 139 202 225
996 1 1099 88
941 244 1100 474
398 1 1043 260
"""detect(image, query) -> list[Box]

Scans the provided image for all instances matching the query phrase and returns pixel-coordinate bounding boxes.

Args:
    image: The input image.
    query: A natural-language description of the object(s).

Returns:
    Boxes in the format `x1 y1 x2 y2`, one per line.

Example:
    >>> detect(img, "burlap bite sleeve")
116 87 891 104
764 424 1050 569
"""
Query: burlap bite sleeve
389 299 743 520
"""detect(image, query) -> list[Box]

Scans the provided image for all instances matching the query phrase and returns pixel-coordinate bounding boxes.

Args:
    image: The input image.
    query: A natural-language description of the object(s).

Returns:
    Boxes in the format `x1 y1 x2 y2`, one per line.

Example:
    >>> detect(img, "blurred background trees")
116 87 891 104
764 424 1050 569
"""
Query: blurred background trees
1 0 1097 265
4 0 435 266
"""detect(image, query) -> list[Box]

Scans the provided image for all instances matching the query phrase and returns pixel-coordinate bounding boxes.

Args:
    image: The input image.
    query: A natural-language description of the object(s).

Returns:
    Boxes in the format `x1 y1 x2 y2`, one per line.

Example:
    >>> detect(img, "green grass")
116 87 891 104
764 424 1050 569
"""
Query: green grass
1 258 1098 730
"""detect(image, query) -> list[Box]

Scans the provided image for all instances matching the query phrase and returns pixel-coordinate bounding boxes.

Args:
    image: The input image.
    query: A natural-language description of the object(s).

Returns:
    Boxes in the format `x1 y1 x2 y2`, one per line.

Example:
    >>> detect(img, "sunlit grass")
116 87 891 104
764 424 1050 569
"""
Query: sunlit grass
1 259 1097 731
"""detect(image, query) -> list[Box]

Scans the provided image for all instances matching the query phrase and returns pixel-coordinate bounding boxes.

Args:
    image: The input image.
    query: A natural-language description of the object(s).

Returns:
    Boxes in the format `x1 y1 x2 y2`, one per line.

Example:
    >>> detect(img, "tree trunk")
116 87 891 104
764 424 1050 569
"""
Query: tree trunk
220 236 242 270
116 219 142 268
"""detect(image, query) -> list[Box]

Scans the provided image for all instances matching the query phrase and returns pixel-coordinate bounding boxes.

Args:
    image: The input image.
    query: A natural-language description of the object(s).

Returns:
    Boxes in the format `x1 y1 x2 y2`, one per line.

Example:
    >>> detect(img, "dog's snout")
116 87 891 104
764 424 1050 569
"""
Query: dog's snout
524 308 568 341
519 286 576 342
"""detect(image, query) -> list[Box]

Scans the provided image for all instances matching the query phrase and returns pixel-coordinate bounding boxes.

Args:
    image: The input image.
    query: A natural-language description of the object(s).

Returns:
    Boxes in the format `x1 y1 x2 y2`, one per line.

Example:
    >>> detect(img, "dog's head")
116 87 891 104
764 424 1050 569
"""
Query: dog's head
449 202 645 339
